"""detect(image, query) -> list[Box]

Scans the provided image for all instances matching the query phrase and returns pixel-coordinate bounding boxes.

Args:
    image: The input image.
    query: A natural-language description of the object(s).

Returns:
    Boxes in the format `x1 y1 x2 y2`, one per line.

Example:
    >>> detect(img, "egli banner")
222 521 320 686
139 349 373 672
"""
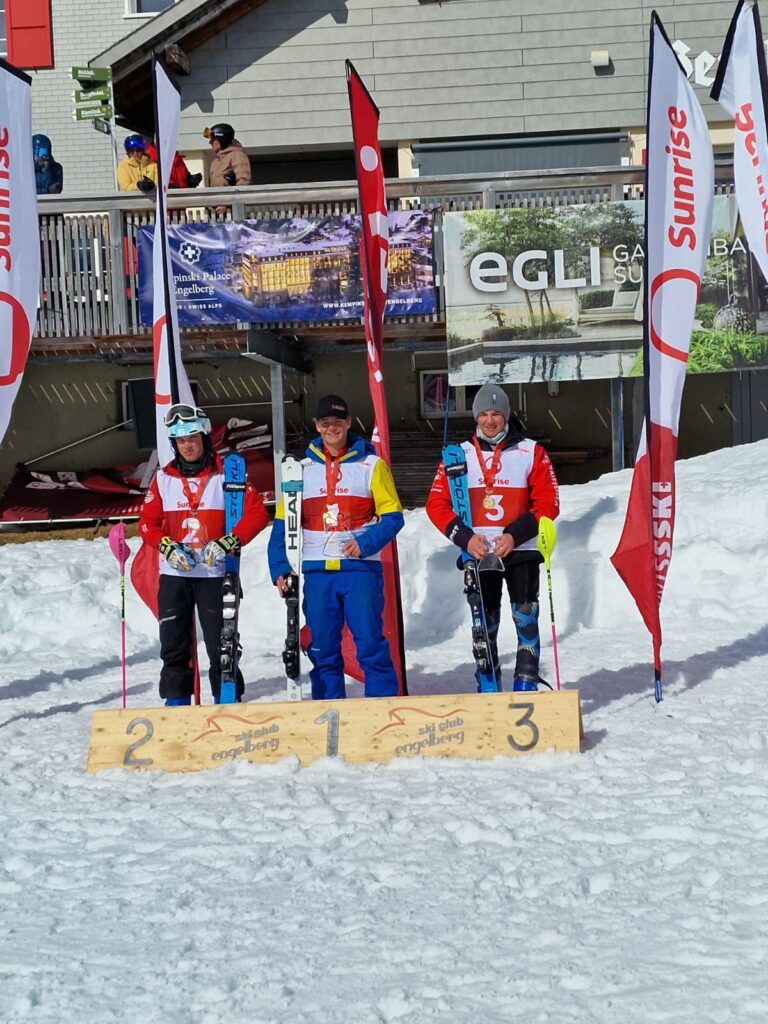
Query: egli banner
138 211 436 326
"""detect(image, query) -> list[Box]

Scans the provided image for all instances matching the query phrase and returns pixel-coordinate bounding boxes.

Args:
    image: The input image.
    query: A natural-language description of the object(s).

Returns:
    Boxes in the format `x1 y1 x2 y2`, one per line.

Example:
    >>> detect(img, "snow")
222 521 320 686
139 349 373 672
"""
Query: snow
1 441 768 1023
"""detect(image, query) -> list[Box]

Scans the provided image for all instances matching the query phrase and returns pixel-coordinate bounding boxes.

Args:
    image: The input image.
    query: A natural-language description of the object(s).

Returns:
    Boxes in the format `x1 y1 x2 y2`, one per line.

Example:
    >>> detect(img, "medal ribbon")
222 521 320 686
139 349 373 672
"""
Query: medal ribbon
324 449 344 529
179 466 213 517
472 435 504 494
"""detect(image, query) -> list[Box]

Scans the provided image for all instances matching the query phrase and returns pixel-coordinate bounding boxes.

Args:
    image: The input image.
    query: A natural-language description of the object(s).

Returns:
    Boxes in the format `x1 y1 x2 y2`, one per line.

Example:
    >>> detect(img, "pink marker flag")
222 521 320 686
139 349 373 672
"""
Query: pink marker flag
711 0 768 283
108 523 132 709
346 60 408 695
611 13 714 701
0 59 40 445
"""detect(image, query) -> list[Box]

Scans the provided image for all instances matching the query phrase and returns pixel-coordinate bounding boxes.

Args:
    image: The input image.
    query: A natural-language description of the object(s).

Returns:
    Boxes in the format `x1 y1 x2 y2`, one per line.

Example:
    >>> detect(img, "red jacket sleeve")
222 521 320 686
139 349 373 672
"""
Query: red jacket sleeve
231 481 269 546
137 475 167 550
529 444 559 522
425 461 473 549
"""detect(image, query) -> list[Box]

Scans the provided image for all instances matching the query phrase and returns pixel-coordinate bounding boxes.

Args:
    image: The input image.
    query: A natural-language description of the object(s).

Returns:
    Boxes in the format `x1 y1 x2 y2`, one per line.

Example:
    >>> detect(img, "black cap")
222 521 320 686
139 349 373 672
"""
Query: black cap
314 394 349 420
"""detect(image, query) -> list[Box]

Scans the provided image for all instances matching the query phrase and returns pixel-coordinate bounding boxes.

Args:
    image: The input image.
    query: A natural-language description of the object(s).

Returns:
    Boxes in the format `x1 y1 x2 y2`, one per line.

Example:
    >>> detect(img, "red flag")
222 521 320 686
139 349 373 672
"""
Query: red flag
610 14 713 701
347 60 407 695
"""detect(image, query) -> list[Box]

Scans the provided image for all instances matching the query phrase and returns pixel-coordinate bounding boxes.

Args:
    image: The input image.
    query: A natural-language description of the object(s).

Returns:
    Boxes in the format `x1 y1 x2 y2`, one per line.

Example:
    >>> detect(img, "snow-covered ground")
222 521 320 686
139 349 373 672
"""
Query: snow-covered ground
1 441 767 1023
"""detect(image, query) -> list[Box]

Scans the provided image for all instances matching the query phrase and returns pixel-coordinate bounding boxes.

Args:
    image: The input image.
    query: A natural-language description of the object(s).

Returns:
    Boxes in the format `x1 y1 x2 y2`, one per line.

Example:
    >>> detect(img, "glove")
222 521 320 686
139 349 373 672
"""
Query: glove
187 172 203 188
159 536 195 572
202 533 241 567
137 176 155 193
223 169 236 186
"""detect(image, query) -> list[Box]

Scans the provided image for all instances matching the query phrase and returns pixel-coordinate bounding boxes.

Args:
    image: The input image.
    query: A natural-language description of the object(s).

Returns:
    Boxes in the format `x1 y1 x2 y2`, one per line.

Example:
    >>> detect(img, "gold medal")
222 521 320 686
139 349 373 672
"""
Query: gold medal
187 517 201 530
482 492 495 510
323 506 339 528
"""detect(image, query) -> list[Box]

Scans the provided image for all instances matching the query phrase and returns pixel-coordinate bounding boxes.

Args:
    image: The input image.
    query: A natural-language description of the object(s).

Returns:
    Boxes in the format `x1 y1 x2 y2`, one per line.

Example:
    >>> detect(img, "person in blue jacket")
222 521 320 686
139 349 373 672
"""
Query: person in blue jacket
33 134 63 195
268 394 404 700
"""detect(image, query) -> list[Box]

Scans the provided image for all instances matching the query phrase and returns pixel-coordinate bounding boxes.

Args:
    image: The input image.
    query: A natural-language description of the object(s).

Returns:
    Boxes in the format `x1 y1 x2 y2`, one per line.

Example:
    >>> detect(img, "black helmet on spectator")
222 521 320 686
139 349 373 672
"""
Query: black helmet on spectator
205 123 235 148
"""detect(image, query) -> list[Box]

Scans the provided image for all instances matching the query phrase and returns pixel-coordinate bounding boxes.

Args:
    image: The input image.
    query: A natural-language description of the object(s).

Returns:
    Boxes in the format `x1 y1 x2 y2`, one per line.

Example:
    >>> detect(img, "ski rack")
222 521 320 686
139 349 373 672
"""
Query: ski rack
86 691 583 773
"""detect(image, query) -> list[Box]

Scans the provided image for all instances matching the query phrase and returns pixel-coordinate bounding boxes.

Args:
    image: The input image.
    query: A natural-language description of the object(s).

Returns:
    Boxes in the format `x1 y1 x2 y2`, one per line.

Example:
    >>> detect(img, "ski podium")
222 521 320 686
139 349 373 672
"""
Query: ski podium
87 452 582 773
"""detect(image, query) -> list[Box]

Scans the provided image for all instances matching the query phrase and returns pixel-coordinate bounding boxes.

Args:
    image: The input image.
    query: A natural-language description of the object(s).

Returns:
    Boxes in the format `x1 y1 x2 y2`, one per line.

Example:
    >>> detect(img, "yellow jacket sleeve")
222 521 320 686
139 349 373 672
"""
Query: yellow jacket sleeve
371 459 402 517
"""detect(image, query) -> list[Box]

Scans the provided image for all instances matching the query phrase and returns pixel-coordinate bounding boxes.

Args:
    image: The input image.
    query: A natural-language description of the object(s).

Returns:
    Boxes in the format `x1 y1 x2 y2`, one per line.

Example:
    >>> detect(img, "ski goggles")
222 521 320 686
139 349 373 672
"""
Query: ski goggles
163 404 207 428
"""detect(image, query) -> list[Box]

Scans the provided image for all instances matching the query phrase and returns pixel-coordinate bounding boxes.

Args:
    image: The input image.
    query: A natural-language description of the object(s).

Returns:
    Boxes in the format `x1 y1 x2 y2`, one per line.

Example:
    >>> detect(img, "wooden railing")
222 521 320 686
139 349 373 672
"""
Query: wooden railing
34 164 734 342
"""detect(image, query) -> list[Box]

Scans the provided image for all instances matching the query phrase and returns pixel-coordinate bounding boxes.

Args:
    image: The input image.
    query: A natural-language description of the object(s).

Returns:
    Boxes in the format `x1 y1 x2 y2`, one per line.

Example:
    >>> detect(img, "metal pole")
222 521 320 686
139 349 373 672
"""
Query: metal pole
270 364 286 495
108 75 119 191
24 420 132 466
610 377 625 471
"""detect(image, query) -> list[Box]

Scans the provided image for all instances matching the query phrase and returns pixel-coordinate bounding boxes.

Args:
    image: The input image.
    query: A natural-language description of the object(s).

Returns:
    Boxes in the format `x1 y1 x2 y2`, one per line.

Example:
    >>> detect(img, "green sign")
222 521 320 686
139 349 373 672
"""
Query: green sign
73 85 111 103
71 65 112 83
73 104 113 122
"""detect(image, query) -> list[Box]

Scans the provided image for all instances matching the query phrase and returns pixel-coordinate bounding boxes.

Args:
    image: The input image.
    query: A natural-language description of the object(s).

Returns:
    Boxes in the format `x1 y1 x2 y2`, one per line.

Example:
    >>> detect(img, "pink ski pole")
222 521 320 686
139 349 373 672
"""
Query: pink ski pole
108 523 131 708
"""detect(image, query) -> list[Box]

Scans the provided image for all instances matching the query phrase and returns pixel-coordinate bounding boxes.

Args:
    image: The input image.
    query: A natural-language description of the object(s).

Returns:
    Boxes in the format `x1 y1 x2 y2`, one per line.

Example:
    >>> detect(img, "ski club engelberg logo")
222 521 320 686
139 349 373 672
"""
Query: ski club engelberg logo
179 241 201 265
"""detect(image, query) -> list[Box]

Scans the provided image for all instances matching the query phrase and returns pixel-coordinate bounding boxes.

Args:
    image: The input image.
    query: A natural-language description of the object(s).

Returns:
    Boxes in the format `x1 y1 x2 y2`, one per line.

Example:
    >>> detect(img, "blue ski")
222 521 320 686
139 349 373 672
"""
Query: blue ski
443 444 499 693
219 452 246 705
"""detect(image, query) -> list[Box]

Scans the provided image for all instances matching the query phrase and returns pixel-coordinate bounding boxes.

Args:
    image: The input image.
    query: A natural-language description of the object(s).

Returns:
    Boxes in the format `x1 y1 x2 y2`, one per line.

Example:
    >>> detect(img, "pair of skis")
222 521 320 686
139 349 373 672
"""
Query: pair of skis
281 455 303 701
218 453 247 705
219 452 304 704
443 444 501 693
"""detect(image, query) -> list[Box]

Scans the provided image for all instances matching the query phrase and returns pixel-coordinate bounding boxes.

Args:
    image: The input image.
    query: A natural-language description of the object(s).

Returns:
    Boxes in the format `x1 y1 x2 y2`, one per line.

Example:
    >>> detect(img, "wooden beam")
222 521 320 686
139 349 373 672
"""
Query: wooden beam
87 690 582 773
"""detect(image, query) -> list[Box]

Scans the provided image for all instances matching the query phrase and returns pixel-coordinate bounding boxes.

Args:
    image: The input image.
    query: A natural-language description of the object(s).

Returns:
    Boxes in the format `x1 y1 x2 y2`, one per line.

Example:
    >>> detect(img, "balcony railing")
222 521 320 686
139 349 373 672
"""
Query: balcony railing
34 164 734 343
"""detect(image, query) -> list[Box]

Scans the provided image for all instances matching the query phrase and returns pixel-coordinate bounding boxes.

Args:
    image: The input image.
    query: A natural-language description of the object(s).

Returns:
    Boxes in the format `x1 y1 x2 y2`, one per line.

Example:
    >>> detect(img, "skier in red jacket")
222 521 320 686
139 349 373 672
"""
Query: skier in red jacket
139 405 268 705
426 384 559 691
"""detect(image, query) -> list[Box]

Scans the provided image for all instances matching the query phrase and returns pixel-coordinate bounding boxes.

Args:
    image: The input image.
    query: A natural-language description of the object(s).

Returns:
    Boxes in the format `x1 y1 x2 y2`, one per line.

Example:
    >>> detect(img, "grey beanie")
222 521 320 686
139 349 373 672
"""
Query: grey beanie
472 383 510 421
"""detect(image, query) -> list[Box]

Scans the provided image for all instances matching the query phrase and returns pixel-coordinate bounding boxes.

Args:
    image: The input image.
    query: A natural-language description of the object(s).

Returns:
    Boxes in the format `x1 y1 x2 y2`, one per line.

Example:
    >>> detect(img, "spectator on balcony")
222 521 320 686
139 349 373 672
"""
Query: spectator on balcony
145 142 202 189
117 135 158 193
204 123 251 188
33 134 63 195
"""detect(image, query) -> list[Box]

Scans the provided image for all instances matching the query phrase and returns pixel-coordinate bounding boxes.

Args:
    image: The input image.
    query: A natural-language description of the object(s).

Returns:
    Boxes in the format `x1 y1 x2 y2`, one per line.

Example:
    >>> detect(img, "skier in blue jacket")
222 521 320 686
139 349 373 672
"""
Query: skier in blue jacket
268 394 404 700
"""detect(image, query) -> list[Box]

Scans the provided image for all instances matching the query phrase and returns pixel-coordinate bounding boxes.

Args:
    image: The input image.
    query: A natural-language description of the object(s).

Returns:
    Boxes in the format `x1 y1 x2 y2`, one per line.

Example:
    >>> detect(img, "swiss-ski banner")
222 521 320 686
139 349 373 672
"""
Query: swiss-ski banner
132 59 196 617
151 58 194 467
610 14 714 701
711 0 768 283
0 60 39 445
347 60 408 695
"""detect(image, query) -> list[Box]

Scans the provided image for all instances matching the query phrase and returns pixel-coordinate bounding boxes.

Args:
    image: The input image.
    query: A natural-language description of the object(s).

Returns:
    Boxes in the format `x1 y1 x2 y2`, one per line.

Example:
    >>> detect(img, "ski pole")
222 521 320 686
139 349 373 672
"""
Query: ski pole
536 516 561 691
108 523 131 708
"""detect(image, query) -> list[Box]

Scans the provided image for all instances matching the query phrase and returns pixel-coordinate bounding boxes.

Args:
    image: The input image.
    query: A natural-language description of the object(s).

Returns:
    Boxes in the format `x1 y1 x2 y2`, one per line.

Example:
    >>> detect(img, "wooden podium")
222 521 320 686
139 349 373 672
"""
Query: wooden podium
87 690 583 773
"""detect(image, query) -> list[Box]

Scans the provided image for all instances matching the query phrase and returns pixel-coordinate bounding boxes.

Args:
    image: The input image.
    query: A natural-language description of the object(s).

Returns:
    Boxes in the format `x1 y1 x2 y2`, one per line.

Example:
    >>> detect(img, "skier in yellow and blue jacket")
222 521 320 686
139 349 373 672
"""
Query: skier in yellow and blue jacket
267 394 404 700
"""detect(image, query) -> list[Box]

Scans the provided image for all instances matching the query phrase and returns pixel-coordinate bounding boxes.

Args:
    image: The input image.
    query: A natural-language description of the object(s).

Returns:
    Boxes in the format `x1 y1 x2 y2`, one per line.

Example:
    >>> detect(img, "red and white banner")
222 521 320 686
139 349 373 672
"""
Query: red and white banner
711 0 768 283
611 14 714 700
0 59 39 445
347 60 408 695
133 59 196 617
152 58 194 467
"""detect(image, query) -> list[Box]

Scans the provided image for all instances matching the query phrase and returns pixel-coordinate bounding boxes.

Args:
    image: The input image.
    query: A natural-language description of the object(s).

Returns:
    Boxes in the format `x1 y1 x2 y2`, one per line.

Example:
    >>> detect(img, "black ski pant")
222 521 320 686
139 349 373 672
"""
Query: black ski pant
477 555 542 687
158 574 243 702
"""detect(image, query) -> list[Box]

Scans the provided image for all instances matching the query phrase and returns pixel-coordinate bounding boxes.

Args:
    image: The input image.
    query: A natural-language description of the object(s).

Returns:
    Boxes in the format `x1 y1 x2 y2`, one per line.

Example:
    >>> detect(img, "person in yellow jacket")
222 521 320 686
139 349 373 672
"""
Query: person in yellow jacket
117 135 158 193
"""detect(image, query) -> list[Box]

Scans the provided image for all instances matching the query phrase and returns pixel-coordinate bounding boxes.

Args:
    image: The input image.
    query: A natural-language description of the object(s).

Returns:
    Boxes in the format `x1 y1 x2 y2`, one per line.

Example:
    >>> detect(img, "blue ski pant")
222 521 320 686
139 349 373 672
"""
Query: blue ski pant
303 570 399 700
477 556 541 687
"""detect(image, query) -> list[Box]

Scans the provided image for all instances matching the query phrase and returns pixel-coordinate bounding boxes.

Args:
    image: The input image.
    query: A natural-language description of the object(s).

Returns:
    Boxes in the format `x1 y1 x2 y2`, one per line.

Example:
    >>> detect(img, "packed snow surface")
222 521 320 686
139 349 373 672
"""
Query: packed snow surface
1 442 767 1023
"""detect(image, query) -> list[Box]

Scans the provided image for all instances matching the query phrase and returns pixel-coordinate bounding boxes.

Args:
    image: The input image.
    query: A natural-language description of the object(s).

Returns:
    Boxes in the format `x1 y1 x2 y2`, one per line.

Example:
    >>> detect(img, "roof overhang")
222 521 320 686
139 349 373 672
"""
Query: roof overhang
90 0 269 131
